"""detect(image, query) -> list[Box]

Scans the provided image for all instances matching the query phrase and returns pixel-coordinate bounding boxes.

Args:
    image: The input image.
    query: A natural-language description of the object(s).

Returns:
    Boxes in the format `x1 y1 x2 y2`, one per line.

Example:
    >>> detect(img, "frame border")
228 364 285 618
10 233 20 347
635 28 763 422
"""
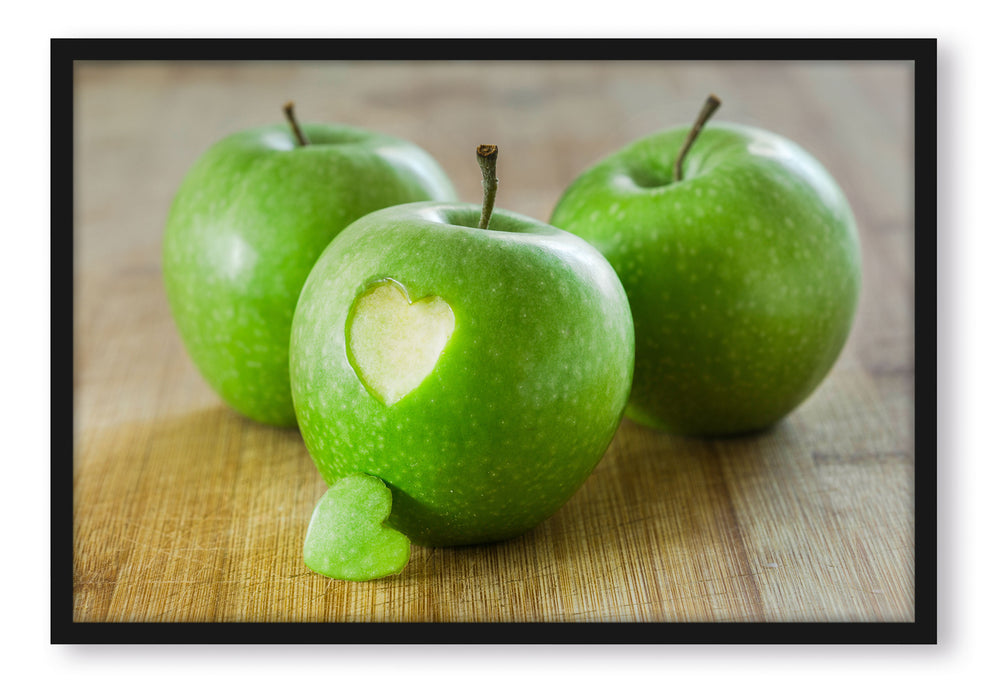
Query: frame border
56 37 936 645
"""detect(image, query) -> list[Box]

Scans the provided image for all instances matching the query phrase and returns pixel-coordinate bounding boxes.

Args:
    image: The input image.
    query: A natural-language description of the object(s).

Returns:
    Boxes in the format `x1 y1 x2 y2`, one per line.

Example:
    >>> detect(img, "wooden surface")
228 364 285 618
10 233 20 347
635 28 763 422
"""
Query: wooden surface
73 59 915 624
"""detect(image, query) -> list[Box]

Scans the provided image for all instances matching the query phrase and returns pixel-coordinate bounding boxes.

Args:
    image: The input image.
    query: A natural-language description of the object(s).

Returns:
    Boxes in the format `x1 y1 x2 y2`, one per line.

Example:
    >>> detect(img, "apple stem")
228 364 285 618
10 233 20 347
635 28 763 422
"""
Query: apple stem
476 144 499 229
674 94 721 182
283 101 310 147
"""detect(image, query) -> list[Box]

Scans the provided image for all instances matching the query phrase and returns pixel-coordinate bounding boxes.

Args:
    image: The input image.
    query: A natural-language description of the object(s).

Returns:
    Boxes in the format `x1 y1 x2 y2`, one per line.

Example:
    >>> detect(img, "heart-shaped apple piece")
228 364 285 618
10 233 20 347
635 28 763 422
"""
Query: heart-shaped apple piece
303 473 411 581
346 278 455 406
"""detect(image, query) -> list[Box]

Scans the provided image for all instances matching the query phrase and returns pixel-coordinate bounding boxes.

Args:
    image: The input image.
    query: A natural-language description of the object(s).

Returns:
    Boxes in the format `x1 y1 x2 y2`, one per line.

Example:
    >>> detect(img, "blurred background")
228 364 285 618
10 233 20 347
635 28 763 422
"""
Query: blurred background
73 60 915 625
76 60 913 256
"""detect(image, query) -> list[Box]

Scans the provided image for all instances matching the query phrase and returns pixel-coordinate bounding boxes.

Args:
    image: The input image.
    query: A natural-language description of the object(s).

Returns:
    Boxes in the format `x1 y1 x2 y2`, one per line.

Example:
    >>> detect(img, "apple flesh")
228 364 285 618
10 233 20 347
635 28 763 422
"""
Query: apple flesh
551 122 861 436
163 122 457 427
347 280 456 407
289 202 635 547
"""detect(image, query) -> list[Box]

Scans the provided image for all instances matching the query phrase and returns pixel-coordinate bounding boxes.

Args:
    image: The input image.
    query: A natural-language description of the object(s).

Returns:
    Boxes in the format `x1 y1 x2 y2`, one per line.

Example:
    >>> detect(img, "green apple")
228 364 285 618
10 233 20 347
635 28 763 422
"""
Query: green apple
290 146 635 548
551 96 861 436
163 103 458 427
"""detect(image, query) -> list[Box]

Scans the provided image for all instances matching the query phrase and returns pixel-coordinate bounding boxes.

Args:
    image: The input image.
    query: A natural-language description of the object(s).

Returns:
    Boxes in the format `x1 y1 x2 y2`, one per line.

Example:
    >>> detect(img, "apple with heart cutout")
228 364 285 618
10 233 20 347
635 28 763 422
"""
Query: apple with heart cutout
292 145 635 566
163 103 458 427
550 96 861 436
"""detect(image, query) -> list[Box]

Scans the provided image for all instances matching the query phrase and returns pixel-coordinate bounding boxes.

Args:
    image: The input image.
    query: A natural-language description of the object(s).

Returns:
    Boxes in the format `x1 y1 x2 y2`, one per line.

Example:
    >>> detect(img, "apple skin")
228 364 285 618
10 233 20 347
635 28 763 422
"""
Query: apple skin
289 203 635 547
163 123 458 427
303 473 411 582
550 122 861 436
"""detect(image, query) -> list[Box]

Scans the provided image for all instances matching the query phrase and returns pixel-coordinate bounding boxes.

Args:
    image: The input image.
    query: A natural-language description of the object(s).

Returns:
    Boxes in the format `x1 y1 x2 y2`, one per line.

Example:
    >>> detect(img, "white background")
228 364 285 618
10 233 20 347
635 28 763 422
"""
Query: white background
3 2 980 698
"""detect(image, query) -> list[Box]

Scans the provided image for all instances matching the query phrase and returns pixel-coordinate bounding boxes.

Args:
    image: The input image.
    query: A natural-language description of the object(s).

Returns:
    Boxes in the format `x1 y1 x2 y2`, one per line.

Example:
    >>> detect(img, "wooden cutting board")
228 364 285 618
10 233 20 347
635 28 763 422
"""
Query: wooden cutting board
71 58 917 627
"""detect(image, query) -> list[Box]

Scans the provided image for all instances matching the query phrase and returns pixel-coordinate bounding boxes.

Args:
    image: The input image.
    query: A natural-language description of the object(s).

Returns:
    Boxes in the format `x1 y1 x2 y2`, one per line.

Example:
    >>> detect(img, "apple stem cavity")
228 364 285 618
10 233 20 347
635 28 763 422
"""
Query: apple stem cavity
283 101 310 147
476 144 499 229
674 94 722 182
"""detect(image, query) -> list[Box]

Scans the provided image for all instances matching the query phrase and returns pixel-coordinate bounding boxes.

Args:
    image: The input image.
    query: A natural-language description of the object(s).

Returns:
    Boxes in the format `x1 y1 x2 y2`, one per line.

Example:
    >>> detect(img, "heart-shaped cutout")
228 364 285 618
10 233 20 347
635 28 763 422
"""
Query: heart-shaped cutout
303 473 411 581
346 279 455 406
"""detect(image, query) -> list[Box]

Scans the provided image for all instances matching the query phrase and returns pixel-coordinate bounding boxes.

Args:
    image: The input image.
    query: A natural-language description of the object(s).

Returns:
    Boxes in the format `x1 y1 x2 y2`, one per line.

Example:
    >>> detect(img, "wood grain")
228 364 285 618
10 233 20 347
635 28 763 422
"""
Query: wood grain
72 59 915 624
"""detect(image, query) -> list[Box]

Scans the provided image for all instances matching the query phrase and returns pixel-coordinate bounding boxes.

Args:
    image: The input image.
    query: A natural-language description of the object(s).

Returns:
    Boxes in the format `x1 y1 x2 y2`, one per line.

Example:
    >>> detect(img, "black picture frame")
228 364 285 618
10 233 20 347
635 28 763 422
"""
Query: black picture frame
54 37 936 645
